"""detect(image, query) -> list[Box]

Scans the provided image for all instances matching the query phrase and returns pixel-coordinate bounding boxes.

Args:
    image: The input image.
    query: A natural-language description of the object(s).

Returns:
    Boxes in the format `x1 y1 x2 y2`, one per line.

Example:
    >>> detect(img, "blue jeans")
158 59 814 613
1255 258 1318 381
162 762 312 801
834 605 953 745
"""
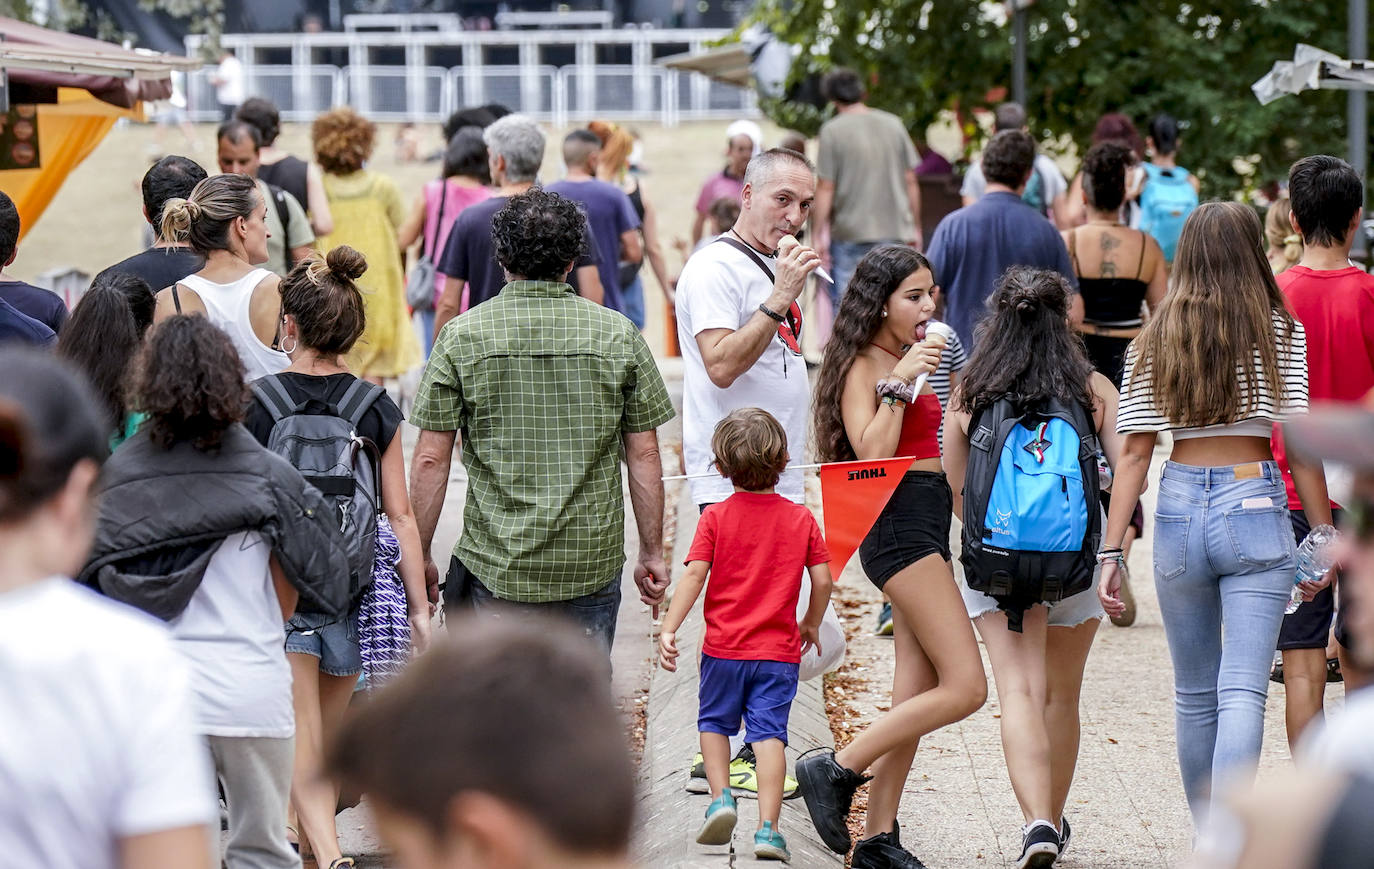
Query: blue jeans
1152 461 1294 823
415 307 436 360
465 571 623 656
829 240 894 311
620 275 646 330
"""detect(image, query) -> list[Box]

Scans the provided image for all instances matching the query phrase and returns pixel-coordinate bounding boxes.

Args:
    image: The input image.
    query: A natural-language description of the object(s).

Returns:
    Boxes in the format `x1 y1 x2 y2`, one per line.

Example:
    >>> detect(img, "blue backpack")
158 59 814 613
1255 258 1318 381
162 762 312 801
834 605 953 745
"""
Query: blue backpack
960 397 1102 632
1139 163 1198 262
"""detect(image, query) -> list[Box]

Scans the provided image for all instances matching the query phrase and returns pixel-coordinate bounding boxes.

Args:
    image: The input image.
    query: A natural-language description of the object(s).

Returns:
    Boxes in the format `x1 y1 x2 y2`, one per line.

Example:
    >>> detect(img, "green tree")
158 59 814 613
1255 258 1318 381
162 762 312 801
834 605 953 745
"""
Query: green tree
755 0 1352 197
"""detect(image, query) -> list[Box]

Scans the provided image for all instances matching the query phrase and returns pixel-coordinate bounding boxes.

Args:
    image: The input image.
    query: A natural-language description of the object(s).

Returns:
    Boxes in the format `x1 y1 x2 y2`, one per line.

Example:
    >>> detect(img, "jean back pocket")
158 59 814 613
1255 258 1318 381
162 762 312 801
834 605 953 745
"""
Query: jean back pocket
1224 506 1293 570
1153 515 1190 580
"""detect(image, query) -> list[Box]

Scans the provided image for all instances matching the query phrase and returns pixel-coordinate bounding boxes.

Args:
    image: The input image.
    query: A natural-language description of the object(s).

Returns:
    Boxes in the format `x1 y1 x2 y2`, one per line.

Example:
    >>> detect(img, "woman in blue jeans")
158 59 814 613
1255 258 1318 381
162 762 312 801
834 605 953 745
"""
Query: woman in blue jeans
1099 201 1332 826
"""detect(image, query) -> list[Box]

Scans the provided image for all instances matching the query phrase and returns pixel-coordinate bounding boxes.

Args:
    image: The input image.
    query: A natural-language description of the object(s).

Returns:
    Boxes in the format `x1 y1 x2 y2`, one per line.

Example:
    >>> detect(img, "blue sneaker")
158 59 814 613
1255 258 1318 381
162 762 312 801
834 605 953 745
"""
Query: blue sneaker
696 790 737 845
754 821 791 861
876 601 894 636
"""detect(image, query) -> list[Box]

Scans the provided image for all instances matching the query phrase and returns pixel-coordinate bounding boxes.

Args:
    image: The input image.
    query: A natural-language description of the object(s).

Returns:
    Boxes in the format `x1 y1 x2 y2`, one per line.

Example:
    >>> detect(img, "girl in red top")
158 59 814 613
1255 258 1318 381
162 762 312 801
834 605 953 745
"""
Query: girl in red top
800 246 987 867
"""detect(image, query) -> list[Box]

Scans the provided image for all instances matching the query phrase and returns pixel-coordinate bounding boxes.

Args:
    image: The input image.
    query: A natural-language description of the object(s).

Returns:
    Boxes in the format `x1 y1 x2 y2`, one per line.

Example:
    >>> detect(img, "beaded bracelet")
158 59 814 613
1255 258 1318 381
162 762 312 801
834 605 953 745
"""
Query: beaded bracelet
875 376 916 405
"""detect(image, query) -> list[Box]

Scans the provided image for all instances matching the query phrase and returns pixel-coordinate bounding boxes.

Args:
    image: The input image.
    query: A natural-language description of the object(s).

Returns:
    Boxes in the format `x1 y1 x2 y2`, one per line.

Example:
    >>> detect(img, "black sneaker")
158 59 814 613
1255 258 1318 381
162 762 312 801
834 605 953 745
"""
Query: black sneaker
851 821 928 868
1016 821 1059 869
794 748 869 854
1058 816 1071 857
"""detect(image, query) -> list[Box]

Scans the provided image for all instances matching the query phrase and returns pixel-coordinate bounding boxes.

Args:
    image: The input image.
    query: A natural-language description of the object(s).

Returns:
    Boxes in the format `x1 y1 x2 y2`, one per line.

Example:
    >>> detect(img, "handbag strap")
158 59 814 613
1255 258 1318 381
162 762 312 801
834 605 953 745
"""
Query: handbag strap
425 179 449 259
713 234 801 337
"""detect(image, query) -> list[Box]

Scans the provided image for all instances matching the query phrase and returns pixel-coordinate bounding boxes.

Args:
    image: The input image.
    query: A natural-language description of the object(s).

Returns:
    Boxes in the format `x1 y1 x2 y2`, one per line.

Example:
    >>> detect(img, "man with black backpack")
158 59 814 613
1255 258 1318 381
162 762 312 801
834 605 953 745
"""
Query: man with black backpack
217 120 315 276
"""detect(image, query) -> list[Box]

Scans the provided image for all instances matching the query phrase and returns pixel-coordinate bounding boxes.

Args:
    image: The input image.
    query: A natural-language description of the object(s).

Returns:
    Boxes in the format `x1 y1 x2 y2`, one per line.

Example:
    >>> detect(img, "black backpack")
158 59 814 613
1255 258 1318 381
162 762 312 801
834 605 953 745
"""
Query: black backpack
960 396 1102 632
251 376 385 601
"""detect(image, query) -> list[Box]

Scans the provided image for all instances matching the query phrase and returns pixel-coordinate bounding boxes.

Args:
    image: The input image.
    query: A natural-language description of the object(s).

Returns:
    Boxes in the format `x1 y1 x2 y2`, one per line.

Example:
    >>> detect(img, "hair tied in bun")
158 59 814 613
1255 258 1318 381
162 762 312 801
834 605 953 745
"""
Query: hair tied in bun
325 245 368 282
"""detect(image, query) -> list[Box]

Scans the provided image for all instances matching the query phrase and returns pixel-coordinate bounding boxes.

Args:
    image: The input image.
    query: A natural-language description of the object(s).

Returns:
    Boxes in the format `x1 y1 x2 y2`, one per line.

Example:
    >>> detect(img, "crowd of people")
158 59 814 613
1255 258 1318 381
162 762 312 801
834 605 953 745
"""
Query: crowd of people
0 79 1373 869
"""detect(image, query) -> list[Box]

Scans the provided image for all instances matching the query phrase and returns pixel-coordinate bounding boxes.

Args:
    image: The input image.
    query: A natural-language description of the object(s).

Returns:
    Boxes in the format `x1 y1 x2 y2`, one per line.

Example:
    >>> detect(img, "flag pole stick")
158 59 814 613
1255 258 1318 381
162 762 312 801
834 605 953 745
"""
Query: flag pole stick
661 463 824 482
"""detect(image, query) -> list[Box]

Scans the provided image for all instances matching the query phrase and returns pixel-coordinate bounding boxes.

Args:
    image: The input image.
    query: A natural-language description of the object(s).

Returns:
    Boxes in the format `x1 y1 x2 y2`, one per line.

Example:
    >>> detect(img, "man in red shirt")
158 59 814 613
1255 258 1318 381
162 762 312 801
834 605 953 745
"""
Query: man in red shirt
1272 154 1374 750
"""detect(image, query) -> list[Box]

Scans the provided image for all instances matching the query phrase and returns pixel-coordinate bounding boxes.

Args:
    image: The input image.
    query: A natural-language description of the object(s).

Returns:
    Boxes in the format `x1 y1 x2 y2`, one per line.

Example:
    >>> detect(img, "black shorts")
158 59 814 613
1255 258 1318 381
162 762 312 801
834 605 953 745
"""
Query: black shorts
859 471 953 590
1278 507 1348 651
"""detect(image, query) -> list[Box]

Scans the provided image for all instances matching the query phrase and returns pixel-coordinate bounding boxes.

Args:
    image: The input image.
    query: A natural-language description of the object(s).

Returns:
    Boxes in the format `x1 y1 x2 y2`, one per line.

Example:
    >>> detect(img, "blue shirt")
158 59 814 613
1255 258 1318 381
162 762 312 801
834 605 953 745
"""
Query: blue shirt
0 279 67 334
0 296 55 345
546 178 641 314
926 192 1078 348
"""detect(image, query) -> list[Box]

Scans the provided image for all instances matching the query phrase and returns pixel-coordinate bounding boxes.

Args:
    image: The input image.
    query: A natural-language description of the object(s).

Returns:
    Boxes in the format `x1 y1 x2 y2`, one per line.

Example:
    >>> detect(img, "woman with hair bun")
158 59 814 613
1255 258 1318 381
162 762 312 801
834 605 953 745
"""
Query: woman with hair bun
243 246 432 867
943 267 1124 867
0 347 217 869
153 172 288 381
312 107 420 382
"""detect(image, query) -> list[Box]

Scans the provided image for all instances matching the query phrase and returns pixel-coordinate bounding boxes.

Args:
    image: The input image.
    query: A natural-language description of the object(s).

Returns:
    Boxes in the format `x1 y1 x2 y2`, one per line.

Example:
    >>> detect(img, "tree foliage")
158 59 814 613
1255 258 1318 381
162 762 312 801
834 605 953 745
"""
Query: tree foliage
754 0 1352 197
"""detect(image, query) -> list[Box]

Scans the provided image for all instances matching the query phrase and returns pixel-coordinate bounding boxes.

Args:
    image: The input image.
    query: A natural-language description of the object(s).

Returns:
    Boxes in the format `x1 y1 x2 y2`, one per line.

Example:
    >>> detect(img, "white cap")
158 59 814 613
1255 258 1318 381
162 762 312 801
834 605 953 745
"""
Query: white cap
725 119 764 156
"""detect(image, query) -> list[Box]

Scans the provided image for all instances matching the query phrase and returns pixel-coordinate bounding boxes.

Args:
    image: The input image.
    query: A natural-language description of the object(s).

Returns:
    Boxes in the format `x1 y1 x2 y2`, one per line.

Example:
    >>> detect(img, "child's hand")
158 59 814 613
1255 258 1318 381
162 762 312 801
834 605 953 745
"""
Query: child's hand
658 629 679 672
799 621 822 658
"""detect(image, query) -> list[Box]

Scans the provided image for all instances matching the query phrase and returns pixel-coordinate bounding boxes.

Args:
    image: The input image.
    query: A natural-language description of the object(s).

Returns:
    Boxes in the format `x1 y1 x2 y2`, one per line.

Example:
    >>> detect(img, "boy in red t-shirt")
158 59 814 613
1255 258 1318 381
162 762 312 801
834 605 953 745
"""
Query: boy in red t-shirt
658 408 833 862
1271 154 1374 749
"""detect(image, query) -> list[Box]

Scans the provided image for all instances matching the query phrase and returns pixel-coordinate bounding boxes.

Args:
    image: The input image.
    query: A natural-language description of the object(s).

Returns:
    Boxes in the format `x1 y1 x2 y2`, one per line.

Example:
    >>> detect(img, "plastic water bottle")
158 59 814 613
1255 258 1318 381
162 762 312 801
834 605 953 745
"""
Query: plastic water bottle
1286 524 1340 614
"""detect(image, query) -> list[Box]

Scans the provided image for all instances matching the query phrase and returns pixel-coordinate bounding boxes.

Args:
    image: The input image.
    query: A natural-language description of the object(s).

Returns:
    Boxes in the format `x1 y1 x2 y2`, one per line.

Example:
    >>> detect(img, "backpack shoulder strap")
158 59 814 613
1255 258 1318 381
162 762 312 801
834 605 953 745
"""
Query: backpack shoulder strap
268 183 291 232
713 235 777 283
336 379 387 430
251 374 298 424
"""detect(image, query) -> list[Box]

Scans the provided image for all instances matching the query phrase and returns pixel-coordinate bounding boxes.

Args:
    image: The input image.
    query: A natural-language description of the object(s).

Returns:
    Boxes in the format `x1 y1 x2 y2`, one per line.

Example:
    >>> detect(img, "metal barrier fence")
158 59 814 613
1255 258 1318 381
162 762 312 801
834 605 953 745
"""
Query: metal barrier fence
185 28 758 127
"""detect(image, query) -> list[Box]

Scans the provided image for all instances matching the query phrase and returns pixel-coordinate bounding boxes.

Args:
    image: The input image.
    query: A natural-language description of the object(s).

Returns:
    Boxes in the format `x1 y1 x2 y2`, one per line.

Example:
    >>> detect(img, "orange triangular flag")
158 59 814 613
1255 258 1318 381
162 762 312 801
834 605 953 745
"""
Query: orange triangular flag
819 457 914 579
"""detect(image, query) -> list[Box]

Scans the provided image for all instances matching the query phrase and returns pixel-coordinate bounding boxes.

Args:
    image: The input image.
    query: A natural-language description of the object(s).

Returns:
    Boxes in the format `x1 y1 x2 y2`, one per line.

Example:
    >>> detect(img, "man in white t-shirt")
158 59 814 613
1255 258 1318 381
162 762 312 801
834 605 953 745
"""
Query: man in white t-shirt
211 50 245 122
960 102 1068 226
676 147 821 509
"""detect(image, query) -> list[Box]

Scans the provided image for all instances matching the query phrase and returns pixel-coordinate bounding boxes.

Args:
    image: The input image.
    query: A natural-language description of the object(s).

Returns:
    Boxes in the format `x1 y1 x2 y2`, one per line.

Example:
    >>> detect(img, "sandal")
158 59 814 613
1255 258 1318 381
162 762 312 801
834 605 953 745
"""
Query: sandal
328 859 356 869
285 824 300 854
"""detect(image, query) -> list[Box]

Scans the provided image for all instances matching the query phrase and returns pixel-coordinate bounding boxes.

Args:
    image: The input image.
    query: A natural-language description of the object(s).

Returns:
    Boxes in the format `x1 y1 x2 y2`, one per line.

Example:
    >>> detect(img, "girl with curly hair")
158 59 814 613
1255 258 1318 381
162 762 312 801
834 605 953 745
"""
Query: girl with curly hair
797 245 986 868
943 267 1124 867
313 107 420 381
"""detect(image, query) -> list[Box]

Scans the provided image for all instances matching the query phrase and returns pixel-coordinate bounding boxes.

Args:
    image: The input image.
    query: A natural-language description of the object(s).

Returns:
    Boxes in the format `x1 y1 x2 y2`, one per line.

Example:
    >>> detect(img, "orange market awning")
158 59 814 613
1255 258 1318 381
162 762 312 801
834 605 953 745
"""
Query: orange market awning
0 18 198 239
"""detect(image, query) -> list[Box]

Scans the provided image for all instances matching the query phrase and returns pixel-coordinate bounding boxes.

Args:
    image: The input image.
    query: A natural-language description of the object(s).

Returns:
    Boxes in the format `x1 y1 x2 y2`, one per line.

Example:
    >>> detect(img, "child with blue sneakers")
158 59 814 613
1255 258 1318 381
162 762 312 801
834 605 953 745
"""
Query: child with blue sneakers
658 407 833 862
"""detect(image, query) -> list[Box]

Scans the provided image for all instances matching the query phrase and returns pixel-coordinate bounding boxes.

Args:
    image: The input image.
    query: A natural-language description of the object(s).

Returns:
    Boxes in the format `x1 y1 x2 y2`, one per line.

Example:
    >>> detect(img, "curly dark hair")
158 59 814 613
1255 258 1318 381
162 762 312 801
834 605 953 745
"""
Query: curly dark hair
1081 141 1134 212
981 130 1036 189
492 189 587 282
813 245 934 463
313 107 376 175
955 267 1095 417
133 316 249 453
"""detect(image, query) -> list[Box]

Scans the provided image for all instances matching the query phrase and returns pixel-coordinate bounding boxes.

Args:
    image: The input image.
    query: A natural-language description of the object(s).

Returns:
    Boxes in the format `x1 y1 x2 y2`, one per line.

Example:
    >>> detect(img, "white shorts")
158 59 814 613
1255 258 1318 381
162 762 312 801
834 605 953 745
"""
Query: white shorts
961 564 1106 628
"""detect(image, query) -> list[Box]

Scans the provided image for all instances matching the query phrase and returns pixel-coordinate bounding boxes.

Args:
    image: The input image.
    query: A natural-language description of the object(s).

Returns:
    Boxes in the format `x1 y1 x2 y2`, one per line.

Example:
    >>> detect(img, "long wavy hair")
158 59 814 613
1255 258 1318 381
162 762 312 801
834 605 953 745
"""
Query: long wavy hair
1128 201 1296 426
813 245 933 462
955 267 1095 416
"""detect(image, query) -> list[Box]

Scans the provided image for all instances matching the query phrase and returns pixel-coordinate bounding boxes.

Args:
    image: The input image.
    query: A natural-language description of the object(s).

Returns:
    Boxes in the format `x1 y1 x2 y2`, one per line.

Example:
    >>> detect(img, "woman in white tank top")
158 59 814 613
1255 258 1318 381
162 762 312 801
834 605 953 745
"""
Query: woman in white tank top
152 173 289 381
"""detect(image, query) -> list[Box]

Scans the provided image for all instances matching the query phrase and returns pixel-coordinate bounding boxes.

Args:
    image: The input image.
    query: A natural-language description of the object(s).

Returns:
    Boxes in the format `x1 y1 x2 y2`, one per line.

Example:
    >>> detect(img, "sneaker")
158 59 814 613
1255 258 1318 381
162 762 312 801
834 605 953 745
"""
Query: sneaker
851 821 928 868
695 790 738 846
1270 651 1285 685
753 821 791 861
1016 821 1060 869
875 601 894 636
794 747 870 854
1328 657 1344 683
1058 816 1071 858
687 747 799 798
1109 561 1136 627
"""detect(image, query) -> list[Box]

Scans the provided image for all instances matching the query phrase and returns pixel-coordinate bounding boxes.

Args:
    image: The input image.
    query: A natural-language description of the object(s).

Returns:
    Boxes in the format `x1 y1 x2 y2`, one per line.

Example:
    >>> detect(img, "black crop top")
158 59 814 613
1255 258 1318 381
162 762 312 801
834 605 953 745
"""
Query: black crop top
1069 227 1150 327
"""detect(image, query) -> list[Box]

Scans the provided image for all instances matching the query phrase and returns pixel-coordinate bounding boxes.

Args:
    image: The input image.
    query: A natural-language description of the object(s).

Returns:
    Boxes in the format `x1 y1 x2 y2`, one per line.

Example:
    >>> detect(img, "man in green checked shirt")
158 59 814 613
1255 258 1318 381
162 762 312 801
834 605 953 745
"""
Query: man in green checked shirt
409 188 676 654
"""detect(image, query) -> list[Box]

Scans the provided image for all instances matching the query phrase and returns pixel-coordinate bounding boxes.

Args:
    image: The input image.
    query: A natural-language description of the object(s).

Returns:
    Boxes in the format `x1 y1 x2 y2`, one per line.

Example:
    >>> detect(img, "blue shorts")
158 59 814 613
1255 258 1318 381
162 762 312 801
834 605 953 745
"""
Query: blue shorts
284 610 362 677
698 654 799 744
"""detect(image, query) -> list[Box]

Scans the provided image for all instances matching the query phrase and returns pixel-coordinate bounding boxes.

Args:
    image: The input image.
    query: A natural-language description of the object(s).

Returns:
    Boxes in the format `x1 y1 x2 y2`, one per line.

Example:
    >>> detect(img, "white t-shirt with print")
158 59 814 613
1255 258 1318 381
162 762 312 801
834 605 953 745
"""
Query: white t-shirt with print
167 530 294 738
676 238 810 506
0 578 215 869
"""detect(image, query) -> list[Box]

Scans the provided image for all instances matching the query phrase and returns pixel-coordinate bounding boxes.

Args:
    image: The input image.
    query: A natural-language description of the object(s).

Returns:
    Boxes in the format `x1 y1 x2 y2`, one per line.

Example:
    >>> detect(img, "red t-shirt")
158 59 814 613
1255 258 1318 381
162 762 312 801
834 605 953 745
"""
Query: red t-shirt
1273 265 1374 509
685 492 830 663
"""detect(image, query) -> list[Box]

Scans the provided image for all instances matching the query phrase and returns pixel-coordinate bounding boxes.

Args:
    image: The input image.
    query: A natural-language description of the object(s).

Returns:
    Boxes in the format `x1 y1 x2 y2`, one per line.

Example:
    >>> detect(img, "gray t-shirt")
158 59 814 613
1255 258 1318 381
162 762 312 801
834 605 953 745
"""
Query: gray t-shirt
257 179 314 276
817 108 919 244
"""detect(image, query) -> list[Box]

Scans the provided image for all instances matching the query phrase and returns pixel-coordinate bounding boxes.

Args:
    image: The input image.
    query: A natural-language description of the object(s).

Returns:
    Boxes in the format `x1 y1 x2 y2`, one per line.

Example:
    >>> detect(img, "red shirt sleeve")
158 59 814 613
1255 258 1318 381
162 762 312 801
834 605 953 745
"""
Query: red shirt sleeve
805 514 831 567
685 506 719 565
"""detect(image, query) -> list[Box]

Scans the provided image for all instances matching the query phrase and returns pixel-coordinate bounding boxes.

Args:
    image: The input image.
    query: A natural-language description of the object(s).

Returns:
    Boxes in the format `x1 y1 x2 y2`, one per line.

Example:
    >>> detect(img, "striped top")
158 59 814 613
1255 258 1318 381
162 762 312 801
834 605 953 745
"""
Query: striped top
1117 314 1308 433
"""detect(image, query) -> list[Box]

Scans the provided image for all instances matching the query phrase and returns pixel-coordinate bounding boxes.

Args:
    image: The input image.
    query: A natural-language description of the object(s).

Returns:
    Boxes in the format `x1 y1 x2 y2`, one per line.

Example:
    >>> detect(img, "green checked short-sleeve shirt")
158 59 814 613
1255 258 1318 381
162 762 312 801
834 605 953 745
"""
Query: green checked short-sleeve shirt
412 280 675 603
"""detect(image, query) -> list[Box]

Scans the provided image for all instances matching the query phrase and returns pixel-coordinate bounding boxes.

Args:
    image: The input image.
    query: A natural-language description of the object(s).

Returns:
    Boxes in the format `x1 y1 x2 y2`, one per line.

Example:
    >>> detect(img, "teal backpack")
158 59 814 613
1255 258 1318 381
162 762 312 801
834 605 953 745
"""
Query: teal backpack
1139 163 1198 262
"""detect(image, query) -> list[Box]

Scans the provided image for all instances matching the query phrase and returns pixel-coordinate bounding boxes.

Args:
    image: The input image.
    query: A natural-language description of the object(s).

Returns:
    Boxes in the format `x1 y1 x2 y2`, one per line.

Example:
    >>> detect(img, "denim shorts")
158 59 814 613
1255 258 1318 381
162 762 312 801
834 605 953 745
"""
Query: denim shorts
859 471 953 590
698 655 800 744
284 610 362 677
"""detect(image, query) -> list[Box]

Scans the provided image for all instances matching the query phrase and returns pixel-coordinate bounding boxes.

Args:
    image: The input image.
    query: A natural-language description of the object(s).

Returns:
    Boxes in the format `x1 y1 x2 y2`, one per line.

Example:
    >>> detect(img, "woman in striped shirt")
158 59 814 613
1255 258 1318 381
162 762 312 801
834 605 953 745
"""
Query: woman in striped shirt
1099 201 1332 827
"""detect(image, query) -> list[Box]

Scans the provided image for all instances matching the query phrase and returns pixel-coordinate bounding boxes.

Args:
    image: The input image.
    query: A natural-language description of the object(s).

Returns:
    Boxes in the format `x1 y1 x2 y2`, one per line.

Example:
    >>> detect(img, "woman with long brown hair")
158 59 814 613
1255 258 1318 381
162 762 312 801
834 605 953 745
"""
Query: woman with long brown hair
1101 201 1332 826
797 244 985 867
